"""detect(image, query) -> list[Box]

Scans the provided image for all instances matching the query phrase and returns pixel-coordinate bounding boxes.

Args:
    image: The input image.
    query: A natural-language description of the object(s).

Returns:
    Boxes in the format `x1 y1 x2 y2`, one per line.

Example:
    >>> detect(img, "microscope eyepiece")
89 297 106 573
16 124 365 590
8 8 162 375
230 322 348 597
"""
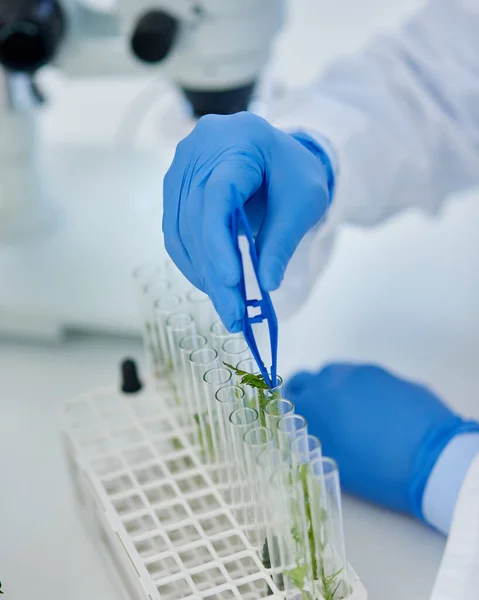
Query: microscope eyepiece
0 0 65 73
131 10 178 64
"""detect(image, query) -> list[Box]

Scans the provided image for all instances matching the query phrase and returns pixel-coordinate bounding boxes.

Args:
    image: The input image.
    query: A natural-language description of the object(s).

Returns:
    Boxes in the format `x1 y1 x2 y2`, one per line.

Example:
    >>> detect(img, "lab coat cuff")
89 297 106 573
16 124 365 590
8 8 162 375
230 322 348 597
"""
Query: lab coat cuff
289 130 338 200
420 428 479 535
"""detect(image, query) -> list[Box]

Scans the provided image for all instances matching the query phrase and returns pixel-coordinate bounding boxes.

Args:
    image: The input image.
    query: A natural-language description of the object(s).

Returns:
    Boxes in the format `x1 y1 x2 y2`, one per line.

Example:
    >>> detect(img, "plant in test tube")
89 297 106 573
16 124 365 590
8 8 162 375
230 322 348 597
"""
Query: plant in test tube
193 413 215 461
288 464 346 600
223 364 281 426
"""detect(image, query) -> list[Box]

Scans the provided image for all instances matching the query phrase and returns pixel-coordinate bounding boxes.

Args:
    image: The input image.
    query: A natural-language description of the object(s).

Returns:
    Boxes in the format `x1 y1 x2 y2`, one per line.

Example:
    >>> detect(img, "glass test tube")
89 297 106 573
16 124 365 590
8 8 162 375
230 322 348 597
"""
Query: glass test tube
210 320 240 360
186 288 217 338
165 312 196 408
264 398 294 445
277 414 308 463
234 358 258 408
290 435 323 595
255 375 284 428
221 337 252 368
215 384 246 505
178 334 208 435
132 264 170 378
255 448 286 590
291 435 322 467
270 466 313 599
201 367 233 466
189 348 220 463
215 384 246 464
153 292 183 376
236 357 257 373
308 458 350 600
243 427 275 549
228 407 259 521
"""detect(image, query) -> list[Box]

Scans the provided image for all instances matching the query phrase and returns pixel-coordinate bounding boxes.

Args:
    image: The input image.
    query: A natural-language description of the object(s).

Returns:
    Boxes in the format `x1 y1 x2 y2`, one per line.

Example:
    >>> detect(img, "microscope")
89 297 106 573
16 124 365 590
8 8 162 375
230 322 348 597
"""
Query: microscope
0 0 285 339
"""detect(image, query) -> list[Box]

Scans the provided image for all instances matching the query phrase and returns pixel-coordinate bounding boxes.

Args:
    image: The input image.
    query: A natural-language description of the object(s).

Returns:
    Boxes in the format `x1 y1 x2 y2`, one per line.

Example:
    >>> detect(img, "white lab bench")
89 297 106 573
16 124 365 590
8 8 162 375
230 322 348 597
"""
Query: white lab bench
0 333 448 600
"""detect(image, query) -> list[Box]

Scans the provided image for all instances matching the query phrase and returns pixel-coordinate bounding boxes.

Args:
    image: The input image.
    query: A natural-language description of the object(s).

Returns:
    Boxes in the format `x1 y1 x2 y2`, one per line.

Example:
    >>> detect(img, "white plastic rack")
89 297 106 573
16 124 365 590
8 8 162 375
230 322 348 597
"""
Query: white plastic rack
61 376 367 600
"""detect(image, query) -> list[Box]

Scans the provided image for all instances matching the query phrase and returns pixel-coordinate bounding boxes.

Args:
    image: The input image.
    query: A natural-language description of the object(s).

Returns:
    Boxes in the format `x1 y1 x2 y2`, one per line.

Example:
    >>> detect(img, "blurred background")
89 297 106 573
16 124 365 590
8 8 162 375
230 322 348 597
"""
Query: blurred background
1 0 478 599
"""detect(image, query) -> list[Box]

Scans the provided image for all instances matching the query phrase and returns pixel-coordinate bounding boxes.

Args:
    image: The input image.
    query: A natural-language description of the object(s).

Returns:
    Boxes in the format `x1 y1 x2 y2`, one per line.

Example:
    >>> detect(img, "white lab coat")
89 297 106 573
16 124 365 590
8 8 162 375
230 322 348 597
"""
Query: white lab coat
270 1 479 597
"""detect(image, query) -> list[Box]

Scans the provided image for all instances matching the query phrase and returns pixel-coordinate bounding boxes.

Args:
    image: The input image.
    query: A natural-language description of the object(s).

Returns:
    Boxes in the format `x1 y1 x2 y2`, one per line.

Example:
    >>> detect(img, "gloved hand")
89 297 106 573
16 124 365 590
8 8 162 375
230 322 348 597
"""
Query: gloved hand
285 363 479 519
163 112 334 332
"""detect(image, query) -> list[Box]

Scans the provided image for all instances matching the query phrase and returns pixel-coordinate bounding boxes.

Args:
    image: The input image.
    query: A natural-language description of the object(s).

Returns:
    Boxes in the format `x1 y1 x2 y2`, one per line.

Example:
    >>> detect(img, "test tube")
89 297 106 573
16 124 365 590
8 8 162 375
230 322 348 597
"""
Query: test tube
152 292 183 376
221 337 252 368
255 448 286 590
165 312 196 408
178 333 208 435
255 375 284 428
228 406 259 521
234 358 258 408
229 407 259 466
270 466 314 599
132 264 170 378
186 288 217 338
277 414 308 463
215 384 245 463
201 367 233 468
210 320 240 359
291 435 322 467
215 384 246 504
243 426 275 549
308 458 350 599
243 427 275 482
189 348 220 463
289 436 323 596
264 398 294 445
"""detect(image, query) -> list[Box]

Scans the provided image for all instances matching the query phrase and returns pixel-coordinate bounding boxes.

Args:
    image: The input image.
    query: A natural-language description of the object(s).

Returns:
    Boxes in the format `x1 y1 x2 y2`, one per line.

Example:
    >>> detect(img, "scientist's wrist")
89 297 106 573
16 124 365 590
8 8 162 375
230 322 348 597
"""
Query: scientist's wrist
290 130 337 201
418 425 479 535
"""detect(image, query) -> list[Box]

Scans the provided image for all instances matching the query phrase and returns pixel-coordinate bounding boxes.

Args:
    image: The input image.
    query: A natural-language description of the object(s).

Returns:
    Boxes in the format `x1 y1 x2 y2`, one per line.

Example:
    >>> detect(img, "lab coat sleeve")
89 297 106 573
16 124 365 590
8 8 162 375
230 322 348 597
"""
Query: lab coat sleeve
270 0 479 317
422 433 479 535
429 451 479 600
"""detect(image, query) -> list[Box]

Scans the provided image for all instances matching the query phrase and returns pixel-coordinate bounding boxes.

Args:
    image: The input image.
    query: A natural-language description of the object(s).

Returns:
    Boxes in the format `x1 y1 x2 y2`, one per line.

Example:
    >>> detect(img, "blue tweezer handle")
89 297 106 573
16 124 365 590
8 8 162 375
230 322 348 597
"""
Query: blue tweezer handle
231 206 278 389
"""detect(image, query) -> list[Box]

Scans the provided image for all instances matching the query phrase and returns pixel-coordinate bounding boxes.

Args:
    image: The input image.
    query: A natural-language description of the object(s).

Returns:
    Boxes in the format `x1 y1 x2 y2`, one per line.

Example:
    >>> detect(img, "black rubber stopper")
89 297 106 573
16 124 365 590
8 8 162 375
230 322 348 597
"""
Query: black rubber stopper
121 358 142 394
130 10 178 64
181 81 256 117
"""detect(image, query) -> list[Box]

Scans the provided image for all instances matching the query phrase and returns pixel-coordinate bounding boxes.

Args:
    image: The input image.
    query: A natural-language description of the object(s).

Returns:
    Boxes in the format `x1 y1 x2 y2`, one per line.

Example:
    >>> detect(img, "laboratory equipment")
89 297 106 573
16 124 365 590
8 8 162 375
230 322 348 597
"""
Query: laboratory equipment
61 262 367 600
0 0 286 339
233 206 279 388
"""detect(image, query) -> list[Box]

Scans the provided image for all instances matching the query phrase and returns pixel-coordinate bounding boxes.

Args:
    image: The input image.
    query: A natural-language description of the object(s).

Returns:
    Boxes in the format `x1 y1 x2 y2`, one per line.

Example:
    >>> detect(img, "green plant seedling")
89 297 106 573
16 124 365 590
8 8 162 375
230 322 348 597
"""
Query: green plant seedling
223 363 280 426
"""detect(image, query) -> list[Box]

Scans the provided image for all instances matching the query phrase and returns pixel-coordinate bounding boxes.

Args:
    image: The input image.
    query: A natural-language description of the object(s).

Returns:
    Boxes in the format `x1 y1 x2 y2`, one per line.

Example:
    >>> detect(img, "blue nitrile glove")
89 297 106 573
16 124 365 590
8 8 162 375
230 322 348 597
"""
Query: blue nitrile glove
162 112 334 332
285 363 479 519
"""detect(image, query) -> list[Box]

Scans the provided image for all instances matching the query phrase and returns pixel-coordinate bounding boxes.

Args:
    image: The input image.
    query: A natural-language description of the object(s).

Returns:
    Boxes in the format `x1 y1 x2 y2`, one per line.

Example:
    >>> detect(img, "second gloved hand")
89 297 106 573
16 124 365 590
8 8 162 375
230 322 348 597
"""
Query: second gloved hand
163 112 334 332
285 363 479 519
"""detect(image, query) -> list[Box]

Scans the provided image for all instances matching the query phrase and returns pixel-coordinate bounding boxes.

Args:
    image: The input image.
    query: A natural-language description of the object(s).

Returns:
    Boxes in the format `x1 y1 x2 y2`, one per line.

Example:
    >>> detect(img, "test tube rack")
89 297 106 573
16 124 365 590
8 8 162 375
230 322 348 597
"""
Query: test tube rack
61 374 368 600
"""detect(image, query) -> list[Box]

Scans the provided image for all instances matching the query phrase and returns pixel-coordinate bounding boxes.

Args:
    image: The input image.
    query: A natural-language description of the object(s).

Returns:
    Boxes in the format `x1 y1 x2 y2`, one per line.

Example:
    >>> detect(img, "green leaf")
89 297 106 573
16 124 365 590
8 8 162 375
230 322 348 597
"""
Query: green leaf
223 363 270 390
319 507 328 524
284 564 308 591
291 523 303 546
320 566 344 600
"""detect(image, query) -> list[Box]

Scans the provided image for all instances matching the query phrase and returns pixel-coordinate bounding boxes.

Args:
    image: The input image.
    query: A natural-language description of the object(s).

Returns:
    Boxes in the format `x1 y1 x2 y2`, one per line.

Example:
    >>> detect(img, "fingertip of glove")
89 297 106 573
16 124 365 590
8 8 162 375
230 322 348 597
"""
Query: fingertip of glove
228 319 242 334
260 259 284 292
